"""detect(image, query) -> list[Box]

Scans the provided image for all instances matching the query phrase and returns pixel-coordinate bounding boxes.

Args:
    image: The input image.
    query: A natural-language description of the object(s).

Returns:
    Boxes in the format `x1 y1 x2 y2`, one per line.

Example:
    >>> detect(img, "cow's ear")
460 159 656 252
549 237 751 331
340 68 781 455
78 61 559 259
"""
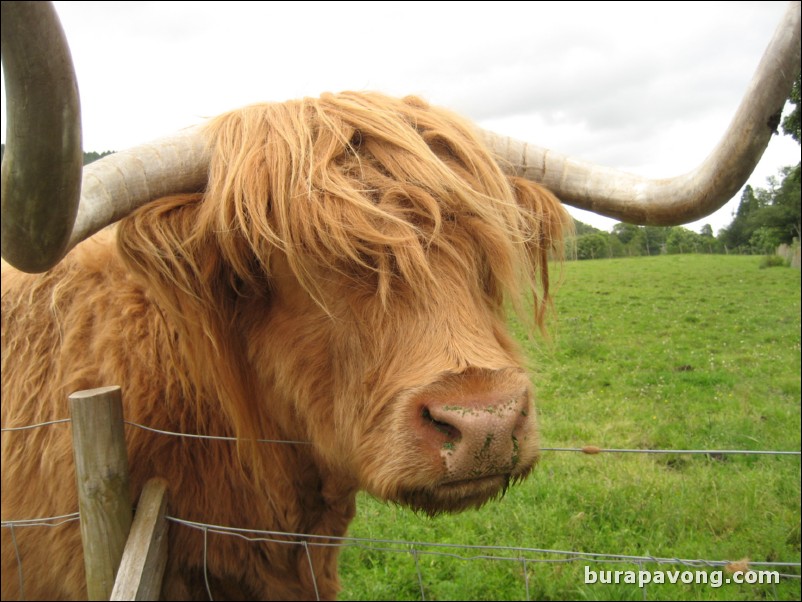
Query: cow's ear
508 177 573 327
508 177 573 258
116 193 268 448
115 191 258 346
116 193 222 309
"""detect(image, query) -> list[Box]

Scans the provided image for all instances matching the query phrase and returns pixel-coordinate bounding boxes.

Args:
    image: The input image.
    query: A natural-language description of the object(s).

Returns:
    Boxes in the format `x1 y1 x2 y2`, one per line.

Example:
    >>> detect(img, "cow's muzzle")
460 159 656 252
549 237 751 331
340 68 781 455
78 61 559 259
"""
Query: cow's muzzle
392 368 538 514
420 388 530 481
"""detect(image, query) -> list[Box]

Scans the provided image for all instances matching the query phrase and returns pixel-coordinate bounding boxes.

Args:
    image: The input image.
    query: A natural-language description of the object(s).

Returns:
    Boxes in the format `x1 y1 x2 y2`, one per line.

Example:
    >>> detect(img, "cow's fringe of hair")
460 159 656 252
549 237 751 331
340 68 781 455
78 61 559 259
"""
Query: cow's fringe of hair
201 92 569 320
117 91 571 464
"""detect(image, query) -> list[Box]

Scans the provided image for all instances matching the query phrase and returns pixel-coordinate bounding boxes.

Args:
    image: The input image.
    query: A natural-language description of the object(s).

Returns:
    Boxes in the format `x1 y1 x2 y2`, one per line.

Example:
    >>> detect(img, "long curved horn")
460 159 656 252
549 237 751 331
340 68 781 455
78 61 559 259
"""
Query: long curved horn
1 0 82 273
67 128 209 252
1 1 208 272
482 0 801 226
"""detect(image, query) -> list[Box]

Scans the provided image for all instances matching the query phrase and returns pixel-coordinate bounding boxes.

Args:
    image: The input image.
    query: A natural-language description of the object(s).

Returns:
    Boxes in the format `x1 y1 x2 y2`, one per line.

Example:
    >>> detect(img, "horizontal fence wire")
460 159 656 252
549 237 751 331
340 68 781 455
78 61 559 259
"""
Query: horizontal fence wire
542 446 801 456
0 512 81 529
167 515 802 571
122 420 312 445
0 418 71 432
2 416 800 600
3 419 799 457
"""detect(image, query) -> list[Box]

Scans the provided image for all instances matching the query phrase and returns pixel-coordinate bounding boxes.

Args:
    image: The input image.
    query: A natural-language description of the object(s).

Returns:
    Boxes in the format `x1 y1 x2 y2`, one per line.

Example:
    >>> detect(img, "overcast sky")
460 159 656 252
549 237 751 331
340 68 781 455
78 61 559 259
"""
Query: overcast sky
2 1 799 234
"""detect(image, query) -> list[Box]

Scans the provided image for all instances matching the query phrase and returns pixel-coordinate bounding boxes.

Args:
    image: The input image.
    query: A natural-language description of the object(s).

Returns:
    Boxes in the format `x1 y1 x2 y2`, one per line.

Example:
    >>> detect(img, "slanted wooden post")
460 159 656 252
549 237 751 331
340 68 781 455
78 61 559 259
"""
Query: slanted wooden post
70 386 133 601
111 478 170 600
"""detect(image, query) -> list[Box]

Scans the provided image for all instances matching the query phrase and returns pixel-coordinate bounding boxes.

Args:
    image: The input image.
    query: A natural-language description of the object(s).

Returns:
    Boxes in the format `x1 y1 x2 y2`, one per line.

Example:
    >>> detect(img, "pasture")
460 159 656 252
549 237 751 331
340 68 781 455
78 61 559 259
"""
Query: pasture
338 253 801 601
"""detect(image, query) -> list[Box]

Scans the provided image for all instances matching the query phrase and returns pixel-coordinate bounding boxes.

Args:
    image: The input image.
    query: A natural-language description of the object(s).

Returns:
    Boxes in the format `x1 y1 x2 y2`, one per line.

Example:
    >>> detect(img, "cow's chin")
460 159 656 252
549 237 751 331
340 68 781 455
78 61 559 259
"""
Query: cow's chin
391 469 533 517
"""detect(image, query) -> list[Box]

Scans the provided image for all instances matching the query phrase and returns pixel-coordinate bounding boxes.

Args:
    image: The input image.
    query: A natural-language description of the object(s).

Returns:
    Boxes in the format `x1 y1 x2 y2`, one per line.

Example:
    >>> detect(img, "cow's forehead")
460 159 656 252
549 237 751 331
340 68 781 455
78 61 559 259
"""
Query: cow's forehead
196 93 566 316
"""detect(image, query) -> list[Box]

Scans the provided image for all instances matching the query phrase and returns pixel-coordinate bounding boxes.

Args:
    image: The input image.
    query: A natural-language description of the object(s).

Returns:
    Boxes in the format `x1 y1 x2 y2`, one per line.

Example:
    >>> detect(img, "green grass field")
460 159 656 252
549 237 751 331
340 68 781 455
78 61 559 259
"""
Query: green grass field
337 254 801 601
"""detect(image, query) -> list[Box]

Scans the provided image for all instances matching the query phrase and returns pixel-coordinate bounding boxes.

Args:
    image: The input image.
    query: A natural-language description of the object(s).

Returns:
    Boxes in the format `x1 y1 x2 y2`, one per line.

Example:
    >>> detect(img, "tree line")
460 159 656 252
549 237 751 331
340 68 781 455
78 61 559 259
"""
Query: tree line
568 221 719 260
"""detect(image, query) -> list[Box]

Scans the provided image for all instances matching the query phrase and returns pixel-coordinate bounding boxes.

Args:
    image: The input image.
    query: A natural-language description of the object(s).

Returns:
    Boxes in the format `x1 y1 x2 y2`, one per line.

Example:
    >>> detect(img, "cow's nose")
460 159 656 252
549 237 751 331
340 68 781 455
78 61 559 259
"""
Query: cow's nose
420 391 530 482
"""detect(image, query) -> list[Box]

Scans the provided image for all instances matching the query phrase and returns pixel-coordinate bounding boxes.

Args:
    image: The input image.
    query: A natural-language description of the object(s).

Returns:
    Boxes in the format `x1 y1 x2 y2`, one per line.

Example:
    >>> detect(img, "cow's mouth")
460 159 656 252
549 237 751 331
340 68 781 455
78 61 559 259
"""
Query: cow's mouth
439 474 509 493
394 473 514 516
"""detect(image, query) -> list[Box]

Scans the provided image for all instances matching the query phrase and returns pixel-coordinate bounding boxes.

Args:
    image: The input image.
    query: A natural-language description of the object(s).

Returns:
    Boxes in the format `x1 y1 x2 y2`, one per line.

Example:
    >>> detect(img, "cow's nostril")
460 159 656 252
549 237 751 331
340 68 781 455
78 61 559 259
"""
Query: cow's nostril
421 406 461 440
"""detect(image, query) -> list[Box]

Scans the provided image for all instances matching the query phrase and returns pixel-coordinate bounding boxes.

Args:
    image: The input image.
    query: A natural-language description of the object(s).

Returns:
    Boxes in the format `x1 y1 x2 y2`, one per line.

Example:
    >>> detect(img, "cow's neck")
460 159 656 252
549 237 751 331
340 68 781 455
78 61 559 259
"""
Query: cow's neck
142 285 359 599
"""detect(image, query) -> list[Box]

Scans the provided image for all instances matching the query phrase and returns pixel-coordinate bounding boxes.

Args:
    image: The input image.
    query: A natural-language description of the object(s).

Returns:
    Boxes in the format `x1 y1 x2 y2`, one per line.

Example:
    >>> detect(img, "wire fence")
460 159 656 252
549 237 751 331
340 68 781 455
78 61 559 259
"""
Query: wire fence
166 516 801 601
2 416 800 600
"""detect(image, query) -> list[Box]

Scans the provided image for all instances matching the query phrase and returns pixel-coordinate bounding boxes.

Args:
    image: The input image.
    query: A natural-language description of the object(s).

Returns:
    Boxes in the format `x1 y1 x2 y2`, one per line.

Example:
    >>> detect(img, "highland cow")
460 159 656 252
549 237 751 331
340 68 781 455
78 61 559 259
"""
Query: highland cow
2 92 569 600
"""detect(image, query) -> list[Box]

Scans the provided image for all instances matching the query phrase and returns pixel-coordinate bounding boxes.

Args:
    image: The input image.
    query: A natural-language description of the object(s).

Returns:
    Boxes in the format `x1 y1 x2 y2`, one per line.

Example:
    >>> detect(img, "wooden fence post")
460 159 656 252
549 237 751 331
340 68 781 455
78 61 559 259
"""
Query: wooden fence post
111 478 170 600
70 386 133 601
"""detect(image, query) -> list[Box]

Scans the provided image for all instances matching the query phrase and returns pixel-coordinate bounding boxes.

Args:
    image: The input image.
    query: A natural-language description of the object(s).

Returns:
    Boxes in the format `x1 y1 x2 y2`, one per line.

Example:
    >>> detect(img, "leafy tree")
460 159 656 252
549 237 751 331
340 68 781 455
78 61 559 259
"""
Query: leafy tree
574 233 610 260
721 186 757 249
736 184 761 218
612 223 640 245
607 235 626 258
719 175 799 251
697 224 722 253
779 164 801 240
573 220 604 236
83 150 115 165
749 226 783 254
641 226 669 256
666 227 703 254
782 73 800 144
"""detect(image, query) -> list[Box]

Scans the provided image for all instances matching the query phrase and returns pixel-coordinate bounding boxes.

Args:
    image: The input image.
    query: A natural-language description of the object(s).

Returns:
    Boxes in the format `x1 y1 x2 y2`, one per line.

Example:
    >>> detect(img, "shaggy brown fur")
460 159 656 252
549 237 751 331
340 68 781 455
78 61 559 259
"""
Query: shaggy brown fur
1 92 570 600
